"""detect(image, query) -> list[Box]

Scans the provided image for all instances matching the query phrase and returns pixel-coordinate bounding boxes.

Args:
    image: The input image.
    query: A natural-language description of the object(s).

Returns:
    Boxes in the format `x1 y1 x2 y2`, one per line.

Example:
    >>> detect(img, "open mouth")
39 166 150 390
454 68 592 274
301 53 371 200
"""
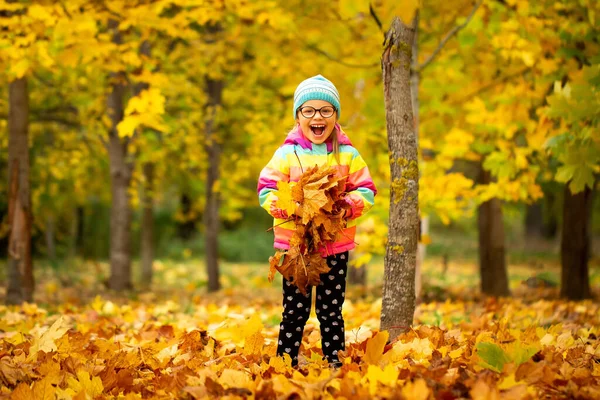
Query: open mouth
310 124 326 137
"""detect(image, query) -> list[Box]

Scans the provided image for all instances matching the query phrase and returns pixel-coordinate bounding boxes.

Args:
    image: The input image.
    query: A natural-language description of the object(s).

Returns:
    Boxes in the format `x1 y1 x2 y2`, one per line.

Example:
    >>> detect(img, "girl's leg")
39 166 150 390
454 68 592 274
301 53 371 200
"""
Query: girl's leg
315 251 348 365
277 277 312 366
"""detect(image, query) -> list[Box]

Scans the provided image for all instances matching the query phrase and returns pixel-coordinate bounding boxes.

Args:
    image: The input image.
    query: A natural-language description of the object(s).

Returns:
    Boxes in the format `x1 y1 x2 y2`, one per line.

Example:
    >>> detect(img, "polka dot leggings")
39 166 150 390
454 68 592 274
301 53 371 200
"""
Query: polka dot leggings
276 251 348 366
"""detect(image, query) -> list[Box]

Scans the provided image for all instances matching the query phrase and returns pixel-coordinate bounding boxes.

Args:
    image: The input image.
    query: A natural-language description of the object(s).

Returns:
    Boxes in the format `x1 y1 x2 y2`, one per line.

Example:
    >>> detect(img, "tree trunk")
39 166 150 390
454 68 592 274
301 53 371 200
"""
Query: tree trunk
204 74 224 293
45 215 56 261
6 77 34 304
410 11 425 301
542 189 558 239
177 193 197 240
69 206 84 259
140 162 154 286
525 202 543 237
107 20 133 291
380 17 419 340
132 40 155 287
560 185 592 300
348 252 367 286
477 166 510 296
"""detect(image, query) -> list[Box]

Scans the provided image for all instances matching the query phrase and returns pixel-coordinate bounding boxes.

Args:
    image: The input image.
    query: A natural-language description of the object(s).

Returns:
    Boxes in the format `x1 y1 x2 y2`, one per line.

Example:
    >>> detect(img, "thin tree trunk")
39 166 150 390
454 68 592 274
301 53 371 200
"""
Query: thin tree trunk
107 20 133 291
6 77 34 304
477 166 509 296
140 162 154 286
542 189 558 239
45 215 56 261
380 17 419 340
69 206 84 259
410 14 424 300
177 193 197 240
134 40 155 287
348 252 367 286
560 185 592 300
525 202 544 237
204 75 224 293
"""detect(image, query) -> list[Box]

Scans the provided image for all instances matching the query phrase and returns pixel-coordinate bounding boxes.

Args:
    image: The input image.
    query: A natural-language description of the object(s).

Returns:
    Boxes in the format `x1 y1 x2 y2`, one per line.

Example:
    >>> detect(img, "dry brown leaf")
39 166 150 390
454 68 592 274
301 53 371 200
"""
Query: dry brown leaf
268 165 351 294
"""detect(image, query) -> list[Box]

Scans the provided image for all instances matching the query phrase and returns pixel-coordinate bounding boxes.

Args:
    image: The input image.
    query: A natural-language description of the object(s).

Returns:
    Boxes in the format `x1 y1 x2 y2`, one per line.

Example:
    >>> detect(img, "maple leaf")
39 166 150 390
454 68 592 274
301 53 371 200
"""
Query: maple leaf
275 181 296 217
66 370 104 398
267 165 349 293
364 331 389 365
28 316 70 361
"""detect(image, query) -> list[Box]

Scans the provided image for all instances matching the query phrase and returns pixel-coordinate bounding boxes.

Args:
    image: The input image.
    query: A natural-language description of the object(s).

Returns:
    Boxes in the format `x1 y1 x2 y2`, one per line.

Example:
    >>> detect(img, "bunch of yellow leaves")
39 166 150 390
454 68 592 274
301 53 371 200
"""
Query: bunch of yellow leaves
268 165 351 294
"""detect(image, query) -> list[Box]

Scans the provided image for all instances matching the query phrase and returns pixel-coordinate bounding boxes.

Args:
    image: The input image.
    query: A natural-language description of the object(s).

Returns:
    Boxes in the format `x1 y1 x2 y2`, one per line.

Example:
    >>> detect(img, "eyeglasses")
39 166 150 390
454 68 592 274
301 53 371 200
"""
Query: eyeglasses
298 105 336 119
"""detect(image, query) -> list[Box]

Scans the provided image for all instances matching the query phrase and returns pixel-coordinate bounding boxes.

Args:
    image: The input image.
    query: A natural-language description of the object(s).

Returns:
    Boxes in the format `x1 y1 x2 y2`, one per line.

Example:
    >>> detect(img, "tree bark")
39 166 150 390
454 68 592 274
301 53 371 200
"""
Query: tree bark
410 13 424 300
380 17 419 340
560 185 592 300
107 20 133 291
6 77 34 304
140 162 154 286
204 74 224 292
477 165 510 296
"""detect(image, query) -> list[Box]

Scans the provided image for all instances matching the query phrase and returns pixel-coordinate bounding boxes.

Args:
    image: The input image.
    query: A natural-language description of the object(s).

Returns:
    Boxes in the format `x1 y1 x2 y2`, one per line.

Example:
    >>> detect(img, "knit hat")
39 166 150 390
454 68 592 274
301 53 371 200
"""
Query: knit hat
293 75 341 119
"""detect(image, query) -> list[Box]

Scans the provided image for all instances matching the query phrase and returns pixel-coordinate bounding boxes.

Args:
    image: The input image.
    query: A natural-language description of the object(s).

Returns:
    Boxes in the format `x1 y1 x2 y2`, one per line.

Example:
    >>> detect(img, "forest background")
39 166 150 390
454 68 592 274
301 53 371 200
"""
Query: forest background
1 0 599 398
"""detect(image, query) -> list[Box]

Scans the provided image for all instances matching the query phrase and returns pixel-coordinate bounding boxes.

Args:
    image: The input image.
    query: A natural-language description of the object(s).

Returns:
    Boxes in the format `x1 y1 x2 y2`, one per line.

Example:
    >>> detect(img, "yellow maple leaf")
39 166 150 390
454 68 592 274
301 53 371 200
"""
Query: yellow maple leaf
364 364 398 396
66 370 104 398
242 331 264 356
28 316 70 361
364 331 389 365
275 181 295 217
219 369 250 389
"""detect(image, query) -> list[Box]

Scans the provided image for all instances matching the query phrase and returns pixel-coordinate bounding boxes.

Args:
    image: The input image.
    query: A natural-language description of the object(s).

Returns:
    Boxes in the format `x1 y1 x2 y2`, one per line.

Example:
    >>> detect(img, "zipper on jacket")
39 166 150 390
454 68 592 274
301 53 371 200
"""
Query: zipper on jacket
294 147 304 174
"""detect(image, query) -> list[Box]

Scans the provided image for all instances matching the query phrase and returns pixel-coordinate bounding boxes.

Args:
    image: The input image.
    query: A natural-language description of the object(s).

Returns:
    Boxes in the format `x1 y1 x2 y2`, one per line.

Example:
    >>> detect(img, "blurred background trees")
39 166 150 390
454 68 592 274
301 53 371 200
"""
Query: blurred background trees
1 0 598 303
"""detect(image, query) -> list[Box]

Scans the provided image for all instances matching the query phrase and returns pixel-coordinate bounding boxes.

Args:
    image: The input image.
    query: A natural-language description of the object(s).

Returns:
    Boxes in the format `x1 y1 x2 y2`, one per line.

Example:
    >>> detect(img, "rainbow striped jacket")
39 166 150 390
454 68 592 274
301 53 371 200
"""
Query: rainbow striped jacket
258 126 377 257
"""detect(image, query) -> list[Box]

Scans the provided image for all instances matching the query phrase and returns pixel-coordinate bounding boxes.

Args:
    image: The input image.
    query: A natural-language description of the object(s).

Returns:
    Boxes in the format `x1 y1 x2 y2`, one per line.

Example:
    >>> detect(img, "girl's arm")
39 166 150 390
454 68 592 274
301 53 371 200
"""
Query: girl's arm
258 147 290 218
344 150 377 220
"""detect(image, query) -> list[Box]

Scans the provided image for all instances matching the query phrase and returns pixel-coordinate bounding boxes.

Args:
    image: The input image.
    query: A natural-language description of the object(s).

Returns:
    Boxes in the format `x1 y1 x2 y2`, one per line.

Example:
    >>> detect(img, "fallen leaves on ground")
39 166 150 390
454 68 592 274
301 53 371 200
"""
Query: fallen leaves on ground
1 288 599 399
269 165 351 294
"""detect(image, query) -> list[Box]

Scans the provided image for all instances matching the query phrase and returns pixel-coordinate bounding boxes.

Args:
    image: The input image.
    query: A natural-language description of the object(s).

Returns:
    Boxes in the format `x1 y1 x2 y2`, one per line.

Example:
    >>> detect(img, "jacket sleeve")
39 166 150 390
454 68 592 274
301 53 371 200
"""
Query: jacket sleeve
257 146 290 218
344 149 377 220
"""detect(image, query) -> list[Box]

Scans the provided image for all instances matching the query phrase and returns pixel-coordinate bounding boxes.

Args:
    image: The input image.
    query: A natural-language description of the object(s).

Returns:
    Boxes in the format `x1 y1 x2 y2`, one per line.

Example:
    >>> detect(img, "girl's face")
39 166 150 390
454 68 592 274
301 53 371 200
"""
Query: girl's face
296 100 338 145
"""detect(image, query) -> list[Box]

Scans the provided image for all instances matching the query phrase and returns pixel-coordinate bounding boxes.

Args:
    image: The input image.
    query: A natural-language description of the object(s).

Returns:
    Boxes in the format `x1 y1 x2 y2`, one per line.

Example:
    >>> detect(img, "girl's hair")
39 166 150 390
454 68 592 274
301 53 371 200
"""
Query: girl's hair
332 126 341 165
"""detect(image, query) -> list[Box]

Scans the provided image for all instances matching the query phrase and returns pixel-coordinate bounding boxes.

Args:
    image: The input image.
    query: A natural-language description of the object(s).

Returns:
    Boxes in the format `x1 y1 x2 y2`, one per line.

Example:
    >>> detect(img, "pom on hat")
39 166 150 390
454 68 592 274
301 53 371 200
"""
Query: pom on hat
293 75 341 119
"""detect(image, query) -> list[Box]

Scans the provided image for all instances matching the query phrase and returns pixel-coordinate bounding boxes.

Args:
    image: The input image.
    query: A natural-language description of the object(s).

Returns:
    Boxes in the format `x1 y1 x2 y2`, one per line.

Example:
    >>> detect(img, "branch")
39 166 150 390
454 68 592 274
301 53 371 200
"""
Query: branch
449 67 532 105
417 0 483 73
0 113 79 128
305 43 379 69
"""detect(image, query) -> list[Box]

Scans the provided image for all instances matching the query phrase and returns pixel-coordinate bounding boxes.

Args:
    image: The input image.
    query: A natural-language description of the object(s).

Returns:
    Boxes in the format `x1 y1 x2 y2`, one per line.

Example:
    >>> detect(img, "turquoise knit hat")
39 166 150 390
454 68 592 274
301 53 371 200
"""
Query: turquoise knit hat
293 75 341 119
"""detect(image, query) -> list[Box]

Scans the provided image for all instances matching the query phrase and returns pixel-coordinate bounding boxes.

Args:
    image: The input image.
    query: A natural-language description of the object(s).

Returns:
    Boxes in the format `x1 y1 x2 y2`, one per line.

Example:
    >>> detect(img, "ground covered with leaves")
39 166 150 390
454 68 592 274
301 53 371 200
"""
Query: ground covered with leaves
0 258 599 399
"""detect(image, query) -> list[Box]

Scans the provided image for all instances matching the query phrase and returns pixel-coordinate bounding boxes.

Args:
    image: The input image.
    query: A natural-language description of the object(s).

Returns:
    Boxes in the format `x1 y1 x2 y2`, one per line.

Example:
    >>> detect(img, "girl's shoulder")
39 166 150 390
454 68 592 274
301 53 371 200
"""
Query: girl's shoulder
273 143 298 158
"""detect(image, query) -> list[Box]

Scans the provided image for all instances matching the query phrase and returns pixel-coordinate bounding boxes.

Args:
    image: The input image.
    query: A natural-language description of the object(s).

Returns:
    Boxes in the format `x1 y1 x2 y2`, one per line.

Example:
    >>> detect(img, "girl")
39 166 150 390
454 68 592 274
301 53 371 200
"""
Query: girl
257 75 377 367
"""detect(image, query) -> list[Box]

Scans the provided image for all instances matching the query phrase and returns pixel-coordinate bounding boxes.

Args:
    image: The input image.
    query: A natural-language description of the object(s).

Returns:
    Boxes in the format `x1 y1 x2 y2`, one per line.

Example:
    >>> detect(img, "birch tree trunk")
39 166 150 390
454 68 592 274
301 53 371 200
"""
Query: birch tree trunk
107 21 133 291
6 77 34 304
140 162 155 286
477 166 509 296
380 17 419 340
560 184 592 300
